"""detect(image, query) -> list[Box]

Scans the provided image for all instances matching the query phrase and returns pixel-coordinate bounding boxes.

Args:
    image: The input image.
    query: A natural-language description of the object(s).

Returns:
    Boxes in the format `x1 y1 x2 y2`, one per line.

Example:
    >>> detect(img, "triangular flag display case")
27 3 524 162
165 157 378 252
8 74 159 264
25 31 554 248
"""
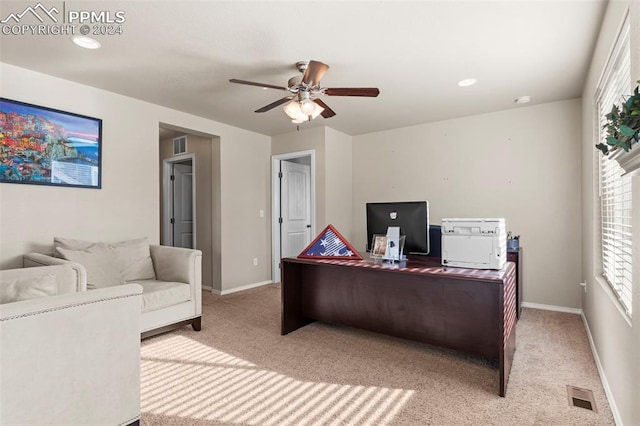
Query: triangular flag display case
298 224 363 260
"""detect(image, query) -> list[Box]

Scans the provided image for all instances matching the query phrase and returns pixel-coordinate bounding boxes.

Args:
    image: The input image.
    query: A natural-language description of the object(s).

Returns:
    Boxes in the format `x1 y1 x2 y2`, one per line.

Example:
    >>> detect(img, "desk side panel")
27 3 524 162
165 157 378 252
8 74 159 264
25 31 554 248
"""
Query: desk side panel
281 260 315 334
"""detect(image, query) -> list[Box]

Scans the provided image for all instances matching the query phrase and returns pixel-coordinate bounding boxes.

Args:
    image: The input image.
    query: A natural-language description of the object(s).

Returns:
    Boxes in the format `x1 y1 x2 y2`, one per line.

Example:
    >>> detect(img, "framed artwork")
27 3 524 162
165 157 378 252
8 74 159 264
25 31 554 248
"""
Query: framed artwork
0 98 102 188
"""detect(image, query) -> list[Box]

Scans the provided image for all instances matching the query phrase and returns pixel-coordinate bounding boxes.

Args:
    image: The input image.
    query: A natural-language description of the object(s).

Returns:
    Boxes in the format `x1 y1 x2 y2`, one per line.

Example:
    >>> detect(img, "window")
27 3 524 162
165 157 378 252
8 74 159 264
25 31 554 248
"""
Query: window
596 15 632 316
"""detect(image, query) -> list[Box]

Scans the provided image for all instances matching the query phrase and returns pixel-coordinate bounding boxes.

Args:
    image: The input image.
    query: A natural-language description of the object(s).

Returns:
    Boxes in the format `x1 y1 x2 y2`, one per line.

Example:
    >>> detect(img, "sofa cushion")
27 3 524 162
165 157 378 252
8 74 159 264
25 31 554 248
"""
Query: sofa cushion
134 280 191 313
0 273 57 304
57 243 124 289
53 236 93 257
109 238 156 282
54 237 156 282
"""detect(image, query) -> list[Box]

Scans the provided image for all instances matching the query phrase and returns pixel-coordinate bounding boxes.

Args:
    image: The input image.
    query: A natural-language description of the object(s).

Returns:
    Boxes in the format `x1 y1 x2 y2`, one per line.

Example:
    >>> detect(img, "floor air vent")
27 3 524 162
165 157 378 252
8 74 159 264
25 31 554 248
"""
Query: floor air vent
566 385 597 412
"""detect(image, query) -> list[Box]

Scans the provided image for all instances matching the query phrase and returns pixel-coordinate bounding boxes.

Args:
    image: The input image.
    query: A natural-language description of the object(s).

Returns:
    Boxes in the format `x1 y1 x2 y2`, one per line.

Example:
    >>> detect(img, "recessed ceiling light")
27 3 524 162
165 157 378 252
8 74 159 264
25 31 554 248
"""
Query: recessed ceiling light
458 78 477 87
72 36 101 49
515 96 531 104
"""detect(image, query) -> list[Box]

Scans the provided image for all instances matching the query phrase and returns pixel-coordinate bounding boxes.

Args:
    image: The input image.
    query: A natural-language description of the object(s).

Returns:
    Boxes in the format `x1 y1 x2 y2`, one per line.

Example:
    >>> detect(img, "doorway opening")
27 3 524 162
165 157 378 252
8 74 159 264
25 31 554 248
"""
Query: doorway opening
162 153 196 249
271 150 315 282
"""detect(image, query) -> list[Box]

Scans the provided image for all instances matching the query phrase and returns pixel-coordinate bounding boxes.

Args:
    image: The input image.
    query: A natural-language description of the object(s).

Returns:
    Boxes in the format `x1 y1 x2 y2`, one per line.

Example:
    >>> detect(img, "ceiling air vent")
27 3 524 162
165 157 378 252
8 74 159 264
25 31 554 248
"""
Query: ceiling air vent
566 385 597 412
173 135 187 155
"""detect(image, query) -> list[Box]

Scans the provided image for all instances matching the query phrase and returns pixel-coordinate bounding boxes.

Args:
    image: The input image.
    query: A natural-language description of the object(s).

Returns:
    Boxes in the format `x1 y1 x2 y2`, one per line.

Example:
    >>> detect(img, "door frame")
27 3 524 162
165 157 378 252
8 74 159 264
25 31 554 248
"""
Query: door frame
271 150 316 282
162 153 196 248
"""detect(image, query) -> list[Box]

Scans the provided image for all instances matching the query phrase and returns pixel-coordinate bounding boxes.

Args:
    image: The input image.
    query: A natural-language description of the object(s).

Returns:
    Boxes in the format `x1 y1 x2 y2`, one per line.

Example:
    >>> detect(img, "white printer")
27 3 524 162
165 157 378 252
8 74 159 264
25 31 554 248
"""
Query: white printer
441 218 506 270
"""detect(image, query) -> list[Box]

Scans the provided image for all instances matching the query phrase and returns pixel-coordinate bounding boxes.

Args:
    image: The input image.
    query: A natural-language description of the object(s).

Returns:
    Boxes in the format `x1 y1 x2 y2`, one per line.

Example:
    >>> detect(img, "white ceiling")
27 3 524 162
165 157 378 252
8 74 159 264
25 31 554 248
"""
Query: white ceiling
0 1 606 136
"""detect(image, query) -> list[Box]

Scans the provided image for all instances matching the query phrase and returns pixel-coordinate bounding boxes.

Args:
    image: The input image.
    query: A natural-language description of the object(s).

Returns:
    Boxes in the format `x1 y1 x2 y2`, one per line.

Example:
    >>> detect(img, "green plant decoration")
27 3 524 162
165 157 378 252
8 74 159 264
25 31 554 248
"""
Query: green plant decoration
596 80 640 156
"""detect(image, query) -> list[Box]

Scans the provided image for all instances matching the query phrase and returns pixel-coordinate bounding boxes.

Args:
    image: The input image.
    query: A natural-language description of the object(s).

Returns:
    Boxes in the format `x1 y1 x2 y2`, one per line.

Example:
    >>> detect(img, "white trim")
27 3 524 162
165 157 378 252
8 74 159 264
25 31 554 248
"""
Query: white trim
211 280 273 296
271 150 316 282
593 275 633 327
611 147 640 177
593 8 630 99
162 153 196 248
581 313 623 426
521 301 582 315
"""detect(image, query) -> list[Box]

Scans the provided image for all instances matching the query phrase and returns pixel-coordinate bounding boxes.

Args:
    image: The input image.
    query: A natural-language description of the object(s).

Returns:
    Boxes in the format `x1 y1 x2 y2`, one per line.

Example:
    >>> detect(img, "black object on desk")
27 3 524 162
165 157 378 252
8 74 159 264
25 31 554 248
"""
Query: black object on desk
427 224 442 257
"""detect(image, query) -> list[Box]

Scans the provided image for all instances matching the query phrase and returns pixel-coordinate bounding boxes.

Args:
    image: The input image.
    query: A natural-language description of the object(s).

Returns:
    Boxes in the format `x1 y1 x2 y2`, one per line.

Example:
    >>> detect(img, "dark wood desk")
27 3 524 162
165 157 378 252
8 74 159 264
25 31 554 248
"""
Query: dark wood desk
281 255 517 396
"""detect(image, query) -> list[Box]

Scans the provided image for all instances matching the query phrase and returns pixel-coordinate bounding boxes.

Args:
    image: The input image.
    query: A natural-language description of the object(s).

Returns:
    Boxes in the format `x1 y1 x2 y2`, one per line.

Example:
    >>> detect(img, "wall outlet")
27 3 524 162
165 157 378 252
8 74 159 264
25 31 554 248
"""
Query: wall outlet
253 257 258 266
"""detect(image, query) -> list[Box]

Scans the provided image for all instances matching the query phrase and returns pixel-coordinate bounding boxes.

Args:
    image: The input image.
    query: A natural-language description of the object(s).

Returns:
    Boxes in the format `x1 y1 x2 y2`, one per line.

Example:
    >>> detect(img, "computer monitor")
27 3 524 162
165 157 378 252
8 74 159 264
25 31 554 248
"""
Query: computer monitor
366 201 430 255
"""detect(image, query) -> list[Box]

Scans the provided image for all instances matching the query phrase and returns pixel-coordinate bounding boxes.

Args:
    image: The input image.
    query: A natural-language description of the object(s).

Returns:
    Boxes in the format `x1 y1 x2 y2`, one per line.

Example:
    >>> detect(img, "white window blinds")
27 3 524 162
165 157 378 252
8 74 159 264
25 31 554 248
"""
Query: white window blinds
597 16 632 316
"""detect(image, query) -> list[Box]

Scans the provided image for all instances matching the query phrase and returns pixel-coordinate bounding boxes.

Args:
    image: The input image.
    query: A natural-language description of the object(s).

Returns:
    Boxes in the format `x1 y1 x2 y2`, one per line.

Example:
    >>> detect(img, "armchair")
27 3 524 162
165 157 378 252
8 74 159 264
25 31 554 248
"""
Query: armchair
0 264 142 425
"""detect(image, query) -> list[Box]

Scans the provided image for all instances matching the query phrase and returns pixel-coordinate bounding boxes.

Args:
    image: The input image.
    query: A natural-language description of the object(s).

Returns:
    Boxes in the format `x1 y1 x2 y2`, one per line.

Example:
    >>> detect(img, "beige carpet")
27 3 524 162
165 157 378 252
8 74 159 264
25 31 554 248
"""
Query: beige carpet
140 284 614 425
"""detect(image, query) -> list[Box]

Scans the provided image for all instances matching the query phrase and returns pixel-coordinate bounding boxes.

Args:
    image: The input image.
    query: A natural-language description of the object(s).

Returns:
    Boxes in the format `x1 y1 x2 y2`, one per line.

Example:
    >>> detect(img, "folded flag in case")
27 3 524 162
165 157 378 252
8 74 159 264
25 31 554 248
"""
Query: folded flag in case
298 224 362 260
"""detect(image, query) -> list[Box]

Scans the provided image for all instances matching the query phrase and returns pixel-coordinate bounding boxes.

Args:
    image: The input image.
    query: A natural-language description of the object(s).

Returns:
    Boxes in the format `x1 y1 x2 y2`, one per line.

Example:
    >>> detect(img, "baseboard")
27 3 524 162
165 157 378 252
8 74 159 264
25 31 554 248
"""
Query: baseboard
581 313 623 425
202 285 213 292
521 301 582 315
211 280 273 296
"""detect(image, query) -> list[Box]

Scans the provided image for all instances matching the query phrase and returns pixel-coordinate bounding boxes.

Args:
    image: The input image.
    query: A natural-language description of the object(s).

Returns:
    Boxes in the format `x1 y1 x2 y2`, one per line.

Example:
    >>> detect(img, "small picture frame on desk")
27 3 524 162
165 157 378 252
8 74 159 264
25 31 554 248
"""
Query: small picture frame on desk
371 235 388 258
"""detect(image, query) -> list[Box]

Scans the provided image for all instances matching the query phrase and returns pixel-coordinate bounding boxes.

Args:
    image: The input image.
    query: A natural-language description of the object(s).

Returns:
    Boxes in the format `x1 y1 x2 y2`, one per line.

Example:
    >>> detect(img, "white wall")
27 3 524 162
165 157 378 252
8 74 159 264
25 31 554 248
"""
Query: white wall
353 99 583 309
0 63 271 294
324 127 353 240
580 0 640 424
219 132 271 291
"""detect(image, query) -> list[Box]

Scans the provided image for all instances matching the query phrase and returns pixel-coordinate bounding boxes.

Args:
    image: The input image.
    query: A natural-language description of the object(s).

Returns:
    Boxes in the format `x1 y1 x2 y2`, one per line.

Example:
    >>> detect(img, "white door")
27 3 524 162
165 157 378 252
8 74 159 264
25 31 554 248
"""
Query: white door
280 161 311 258
172 161 194 248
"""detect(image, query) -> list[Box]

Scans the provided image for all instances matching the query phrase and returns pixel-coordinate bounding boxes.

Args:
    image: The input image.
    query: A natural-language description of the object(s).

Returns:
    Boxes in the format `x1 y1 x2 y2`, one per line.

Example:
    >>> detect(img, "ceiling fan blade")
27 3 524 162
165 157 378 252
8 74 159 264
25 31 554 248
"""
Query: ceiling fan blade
229 79 287 91
324 88 380 97
255 96 293 113
313 99 336 118
302 60 329 86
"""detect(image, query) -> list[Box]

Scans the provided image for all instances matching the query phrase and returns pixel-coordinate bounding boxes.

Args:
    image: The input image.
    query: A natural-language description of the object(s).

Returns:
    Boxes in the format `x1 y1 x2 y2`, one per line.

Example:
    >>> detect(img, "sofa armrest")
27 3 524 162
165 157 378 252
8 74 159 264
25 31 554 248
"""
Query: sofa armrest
149 245 202 285
23 253 88 292
1 263 88 294
23 252 67 267
150 245 202 316
0 284 143 425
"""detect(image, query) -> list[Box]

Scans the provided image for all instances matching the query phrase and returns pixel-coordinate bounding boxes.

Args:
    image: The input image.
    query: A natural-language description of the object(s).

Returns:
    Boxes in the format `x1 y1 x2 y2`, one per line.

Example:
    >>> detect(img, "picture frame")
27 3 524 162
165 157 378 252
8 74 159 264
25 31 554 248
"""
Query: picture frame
371 234 388 258
371 234 406 261
0 98 102 189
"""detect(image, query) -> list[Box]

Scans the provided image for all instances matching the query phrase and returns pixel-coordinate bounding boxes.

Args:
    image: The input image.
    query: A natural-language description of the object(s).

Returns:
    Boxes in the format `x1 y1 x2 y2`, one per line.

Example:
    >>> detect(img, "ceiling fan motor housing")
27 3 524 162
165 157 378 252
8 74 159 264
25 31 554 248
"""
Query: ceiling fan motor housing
295 61 308 73
288 76 302 90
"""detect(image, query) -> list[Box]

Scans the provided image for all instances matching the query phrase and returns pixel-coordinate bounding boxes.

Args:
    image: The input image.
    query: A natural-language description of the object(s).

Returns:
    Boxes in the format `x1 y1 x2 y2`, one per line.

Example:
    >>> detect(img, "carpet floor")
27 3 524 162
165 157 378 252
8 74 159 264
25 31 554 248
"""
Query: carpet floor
140 284 614 425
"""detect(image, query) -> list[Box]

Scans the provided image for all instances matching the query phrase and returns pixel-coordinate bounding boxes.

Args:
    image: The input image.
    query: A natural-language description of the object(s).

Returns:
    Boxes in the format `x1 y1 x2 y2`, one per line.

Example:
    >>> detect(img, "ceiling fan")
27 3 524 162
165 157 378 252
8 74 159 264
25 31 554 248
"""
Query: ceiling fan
229 60 380 123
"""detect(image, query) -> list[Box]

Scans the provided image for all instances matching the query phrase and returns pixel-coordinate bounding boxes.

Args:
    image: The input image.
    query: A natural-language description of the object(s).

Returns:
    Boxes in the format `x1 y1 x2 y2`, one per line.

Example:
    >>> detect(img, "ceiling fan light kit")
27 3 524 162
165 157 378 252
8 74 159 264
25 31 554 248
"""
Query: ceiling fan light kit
283 99 324 122
230 60 380 124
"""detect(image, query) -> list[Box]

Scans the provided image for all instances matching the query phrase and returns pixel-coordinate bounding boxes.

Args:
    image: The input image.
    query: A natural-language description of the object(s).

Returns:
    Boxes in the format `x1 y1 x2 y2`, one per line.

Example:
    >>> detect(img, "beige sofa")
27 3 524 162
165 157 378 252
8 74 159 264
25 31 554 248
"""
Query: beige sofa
24 238 202 338
0 263 142 425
